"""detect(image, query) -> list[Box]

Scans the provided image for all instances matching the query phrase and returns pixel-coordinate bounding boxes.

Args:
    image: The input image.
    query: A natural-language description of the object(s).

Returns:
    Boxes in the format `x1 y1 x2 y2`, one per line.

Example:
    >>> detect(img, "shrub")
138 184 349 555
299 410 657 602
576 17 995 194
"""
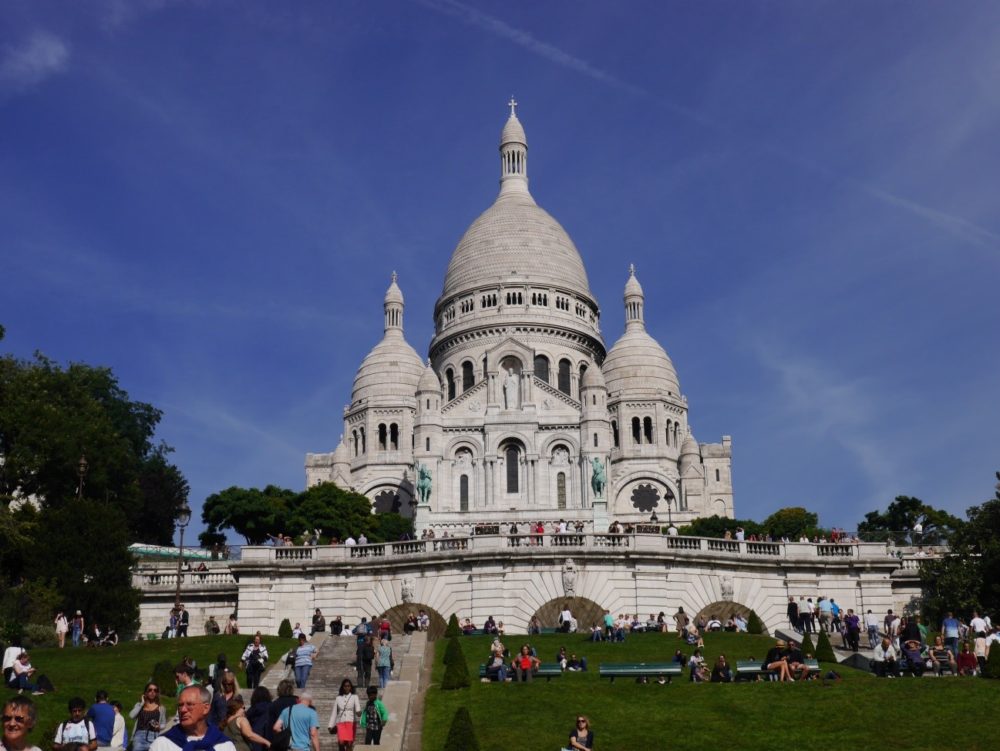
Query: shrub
151 660 175 694
444 706 478 751
798 632 816 655
441 638 470 690
443 635 464 666
982 643 1000 679
747 610 765 635
444 614 460 638
815 629 837 662
22 623 57 649
278 618 292 638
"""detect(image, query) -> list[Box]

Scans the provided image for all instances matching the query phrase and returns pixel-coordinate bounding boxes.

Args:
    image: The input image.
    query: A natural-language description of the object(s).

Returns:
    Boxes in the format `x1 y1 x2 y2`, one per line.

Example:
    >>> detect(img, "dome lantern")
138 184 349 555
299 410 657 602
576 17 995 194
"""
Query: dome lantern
624 263 645 332
384 271 404 333
499 97 529 196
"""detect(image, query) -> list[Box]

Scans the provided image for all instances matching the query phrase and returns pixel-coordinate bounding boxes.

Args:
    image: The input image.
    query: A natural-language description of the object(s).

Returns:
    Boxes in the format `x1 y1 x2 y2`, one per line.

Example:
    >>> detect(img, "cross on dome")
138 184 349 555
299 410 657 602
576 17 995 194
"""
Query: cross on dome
508 96 518 117
629 263 636 276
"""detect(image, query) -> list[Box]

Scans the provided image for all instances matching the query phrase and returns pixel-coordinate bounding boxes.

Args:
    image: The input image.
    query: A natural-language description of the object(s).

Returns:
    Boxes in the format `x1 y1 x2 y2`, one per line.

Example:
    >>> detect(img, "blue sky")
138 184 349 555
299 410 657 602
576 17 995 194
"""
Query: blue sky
3 0 999 538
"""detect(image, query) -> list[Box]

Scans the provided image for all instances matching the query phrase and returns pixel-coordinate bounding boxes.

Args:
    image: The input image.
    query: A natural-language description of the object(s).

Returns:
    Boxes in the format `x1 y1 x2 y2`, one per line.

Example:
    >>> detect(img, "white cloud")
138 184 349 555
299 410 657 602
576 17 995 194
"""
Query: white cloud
0 31 69 91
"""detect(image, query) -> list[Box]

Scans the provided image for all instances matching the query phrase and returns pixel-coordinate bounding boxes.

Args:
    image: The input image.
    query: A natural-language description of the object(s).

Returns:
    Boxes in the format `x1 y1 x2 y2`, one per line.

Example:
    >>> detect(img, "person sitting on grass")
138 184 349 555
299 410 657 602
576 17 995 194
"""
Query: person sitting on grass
566 654 587 672
461 618 476 635
589 624 603 642
688 648 710 683
710 654 733 683
565 715 593 751
483 615 498 635
762 639 792 682
956 643 979 676
873 637 899 678
783 641 811 681
53 697 97 751
929 636 956 675
901 639 925 677
672 649 688 668
11 653 43 695
511 644 541 682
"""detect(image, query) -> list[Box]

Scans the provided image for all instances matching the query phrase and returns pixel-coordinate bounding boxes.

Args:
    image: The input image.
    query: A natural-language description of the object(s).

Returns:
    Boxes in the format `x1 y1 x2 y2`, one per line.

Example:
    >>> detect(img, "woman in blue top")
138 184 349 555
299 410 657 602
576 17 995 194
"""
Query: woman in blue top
376 639 393 689
293 635 318 689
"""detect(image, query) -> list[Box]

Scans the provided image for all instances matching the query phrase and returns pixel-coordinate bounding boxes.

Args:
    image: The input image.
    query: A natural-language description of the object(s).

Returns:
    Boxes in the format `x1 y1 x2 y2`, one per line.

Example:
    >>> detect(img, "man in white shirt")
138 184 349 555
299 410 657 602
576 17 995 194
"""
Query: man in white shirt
970 611 989 637
150 686 235 751
864 610 880 649
357 532 368 546
344 535 357 547
873 638 899 678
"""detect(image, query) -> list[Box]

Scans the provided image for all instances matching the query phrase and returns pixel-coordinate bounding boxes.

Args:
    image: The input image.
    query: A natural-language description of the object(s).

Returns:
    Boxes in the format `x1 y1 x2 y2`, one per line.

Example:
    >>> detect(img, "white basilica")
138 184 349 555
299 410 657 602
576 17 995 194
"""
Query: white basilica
305 104 734 531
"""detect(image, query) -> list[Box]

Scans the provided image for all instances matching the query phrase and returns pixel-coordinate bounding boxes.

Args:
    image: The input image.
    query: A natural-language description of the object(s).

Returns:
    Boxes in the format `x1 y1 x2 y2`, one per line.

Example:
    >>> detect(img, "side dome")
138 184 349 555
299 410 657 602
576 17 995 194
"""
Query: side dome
581 363 606 390
417 361 442 393
350 338 424 405
603 265 681 398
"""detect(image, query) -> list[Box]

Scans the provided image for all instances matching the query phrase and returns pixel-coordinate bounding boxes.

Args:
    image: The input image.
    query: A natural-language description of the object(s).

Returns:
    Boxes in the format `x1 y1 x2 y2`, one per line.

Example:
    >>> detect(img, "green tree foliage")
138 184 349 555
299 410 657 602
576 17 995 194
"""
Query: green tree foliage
441 638 470 690
0 354 187 543
443 706 478 751
858 495 963 546
762 507 825 540
798 632 815 656
920 473 1000 624
37 500 141 633
201 481 412 544
747 610 765 635
278 618 293 638
445 614 460 638
676 515 764 539
815 630 836 662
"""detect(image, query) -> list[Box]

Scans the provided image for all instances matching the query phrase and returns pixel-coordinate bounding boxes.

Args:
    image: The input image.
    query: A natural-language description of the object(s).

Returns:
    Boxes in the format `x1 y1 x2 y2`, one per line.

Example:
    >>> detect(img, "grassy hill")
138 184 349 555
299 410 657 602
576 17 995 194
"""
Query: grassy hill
423 631 1000 751
7 635 295 750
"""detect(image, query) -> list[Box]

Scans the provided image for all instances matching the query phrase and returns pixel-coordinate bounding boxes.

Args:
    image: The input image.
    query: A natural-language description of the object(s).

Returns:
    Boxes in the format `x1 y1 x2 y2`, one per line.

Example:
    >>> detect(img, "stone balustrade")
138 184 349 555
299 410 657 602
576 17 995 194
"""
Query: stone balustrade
134 569 237 590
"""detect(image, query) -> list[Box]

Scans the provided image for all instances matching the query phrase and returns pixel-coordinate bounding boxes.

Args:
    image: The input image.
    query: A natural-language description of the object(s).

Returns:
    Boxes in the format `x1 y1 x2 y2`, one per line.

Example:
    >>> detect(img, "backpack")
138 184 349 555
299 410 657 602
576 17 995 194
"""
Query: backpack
3 666 13 687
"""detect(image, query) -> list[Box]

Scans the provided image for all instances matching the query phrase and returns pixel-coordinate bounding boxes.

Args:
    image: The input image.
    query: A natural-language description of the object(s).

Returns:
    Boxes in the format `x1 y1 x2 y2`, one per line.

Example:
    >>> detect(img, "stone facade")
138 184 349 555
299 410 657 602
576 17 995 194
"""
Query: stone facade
305 105 733 530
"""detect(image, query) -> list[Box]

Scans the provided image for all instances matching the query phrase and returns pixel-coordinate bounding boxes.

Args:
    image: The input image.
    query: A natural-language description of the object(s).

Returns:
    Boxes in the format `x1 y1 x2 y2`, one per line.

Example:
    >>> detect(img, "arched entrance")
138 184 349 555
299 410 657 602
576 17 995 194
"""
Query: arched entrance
694 600 752 628
378 603 449 641
530 597 605 632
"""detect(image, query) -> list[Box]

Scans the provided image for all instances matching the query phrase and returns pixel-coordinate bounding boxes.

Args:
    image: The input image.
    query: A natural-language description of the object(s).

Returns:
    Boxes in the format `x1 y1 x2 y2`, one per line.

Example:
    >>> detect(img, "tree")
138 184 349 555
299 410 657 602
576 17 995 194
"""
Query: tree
676 515 764 539
920 473 1000 624
762 507 824 540
746 610 765 635
815 630 836 662
440 637 470 690
201 486 294 544
445 614 460 638
858 496 963 546
798 632 815 656
443 707 478 751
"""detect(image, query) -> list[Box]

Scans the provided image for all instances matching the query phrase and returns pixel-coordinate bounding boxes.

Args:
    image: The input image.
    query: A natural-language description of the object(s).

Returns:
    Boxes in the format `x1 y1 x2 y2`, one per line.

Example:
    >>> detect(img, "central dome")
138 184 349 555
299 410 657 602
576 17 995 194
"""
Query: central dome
439 109 594 303
441 190 593 300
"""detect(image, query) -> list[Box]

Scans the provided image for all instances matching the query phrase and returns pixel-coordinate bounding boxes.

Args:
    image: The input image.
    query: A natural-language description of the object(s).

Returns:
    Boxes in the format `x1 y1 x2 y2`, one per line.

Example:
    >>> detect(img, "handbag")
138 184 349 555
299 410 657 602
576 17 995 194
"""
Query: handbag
272 707 294 751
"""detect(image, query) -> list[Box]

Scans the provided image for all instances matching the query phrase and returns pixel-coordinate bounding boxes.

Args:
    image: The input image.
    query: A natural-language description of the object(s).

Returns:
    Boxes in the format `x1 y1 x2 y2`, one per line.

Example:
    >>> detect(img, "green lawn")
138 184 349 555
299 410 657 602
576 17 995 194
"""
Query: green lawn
8 635 295 751
423 632 1000 751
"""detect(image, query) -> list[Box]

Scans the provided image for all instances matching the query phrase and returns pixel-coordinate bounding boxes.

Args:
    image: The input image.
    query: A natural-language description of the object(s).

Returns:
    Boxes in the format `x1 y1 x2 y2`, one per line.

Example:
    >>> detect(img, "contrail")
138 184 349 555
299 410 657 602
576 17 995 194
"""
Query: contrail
419 0 1000 251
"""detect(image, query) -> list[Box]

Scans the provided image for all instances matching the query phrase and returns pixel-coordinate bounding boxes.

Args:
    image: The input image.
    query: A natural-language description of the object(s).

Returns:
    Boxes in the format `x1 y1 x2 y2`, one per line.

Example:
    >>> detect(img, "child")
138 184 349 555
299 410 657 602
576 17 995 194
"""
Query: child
362 687 388 746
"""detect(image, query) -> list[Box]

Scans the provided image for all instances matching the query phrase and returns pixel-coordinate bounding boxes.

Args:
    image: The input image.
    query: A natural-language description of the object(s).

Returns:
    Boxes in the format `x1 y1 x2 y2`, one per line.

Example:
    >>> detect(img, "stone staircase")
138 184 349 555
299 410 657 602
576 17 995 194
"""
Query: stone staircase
259 631 429 750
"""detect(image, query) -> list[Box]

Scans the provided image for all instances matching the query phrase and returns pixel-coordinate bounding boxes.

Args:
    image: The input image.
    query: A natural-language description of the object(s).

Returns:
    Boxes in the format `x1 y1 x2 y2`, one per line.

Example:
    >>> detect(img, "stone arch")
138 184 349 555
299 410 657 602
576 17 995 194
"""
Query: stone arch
443 435 484 458
378 602 449 641
489 430 532 455
538 432 580 458
612 472 678 515
693 600 752 627
363 478 416 519
529 596 606 631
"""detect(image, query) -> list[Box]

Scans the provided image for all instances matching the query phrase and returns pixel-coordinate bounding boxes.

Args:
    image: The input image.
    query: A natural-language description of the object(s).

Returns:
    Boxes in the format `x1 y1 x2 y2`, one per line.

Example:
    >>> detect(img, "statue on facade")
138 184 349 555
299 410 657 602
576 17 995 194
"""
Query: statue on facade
415 462 432 504
720 574 734 602
590 458 606 498
401 577 415 604
503 367 519 409
562 559 577 597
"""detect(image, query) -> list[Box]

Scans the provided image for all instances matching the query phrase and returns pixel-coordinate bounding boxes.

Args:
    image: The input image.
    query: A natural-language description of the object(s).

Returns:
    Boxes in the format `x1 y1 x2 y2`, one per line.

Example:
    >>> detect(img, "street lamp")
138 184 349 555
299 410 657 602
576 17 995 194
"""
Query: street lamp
76 454 88 501
174 502 192 610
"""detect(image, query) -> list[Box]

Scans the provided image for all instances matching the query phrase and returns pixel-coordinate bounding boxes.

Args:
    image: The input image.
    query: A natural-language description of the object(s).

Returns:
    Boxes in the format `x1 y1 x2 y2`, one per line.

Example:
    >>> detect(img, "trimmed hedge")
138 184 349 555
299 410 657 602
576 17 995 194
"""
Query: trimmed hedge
445 613 460 638
983 643 1000 679
278 618 292 638
441 637 470 690
443 634 464 666
798 632 815 655
815 629 837 662
444 706 479 751
747 610 765 635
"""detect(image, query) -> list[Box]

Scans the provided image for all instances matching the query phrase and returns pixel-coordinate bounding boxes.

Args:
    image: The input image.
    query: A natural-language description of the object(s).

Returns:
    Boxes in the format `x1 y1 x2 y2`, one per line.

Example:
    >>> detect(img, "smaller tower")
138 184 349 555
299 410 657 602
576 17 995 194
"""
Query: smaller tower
624 263 644 331
384 271 404 332
499 97 529 196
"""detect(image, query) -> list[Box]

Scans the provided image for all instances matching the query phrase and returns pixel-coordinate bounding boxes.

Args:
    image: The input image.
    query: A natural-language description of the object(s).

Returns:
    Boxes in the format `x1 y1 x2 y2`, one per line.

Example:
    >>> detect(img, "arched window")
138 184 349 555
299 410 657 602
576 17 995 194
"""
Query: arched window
534 354 550 383
631 417 641 444
505 445 519 493
446 368 456 401
359 427 366 453
378 423 387 451
352 430 359 457
673 423 679 447
390 423 399 450
715 468 720 482
612 420 619 448
460 475 469 512
593 432 599 448
666 420 672 446
558 358 571 395
425 437 430 451
579 362 588 387
557 472 566 510
643 416 653 444
462 361 474 392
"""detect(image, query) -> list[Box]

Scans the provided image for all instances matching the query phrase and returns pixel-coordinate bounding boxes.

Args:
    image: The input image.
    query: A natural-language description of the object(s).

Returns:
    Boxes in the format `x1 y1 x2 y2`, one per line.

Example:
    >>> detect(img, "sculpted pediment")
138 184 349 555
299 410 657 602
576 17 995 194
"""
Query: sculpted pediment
442 380 487 416
484 337 535 375
534 377 581 412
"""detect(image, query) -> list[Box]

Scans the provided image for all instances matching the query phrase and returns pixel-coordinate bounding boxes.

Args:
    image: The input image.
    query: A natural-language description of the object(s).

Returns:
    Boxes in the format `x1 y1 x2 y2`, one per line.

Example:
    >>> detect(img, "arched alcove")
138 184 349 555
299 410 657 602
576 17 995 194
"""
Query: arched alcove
693 600 752 626
378 602 449 641
530 596 606 631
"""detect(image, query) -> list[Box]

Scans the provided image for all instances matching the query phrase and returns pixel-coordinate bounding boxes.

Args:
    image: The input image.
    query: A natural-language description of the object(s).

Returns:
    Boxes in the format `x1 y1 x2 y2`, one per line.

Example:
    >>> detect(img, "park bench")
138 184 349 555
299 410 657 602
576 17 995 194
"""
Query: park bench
736 658 820 681
478 662 563 682
598 662 682 683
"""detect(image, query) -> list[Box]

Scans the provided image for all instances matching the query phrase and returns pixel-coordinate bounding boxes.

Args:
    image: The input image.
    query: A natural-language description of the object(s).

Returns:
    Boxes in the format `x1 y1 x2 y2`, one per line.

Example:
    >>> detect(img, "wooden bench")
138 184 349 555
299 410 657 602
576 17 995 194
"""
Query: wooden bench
736 658 820 680
598 662 682 683
478 662 563 682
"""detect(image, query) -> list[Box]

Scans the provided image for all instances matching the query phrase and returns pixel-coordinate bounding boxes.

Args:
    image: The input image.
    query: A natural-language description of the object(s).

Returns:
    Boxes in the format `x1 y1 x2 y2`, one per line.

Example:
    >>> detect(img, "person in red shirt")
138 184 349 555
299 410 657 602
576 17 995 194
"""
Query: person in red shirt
956 643 979 676
511 644 540 682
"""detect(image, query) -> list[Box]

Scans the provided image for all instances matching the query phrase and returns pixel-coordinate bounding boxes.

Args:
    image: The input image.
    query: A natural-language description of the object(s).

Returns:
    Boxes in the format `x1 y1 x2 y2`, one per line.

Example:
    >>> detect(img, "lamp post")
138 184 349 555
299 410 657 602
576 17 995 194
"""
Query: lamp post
76 454 88 501
173 502 192 610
